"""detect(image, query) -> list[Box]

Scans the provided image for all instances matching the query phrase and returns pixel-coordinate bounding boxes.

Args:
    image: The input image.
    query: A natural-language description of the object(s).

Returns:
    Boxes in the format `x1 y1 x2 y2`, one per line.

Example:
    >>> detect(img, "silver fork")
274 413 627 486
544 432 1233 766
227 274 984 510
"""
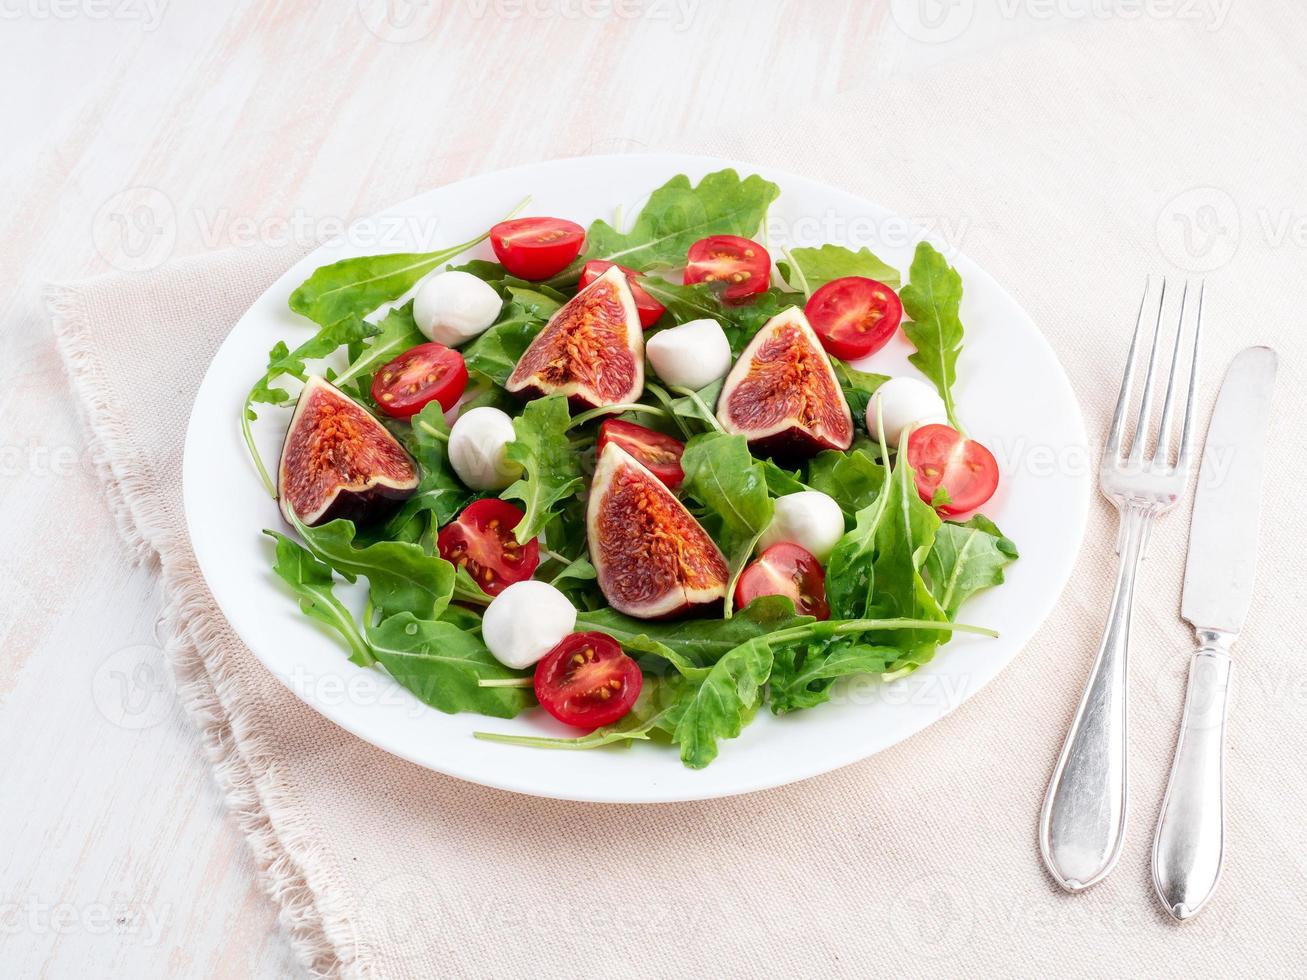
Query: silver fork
1039 279 1203 892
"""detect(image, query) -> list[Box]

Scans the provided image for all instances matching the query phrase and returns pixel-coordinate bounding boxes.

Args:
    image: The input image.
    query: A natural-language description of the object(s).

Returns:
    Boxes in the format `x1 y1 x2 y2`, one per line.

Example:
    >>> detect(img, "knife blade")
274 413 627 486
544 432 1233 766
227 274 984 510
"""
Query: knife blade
1181 345 1279 635
1153 344 1278 922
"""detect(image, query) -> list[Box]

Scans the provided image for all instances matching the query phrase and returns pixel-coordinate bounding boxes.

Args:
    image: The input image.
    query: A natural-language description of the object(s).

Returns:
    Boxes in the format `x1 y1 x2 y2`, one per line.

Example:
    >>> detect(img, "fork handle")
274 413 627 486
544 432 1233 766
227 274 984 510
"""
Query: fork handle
1039 504 1151 891
1152 636 1232 920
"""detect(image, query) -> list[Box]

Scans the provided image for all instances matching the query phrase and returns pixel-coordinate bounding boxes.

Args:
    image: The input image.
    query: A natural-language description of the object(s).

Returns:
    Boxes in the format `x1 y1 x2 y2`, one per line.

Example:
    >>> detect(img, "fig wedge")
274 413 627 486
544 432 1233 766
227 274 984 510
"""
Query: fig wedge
716 307 853 458
277 376 418 526
587 442 728 619
506 264 644 408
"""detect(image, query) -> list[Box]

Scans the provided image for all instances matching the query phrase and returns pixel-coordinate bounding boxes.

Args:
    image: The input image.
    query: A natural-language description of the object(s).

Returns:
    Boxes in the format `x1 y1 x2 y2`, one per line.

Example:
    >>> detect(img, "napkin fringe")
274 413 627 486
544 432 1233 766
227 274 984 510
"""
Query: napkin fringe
45 283 155 565
47 282 355 979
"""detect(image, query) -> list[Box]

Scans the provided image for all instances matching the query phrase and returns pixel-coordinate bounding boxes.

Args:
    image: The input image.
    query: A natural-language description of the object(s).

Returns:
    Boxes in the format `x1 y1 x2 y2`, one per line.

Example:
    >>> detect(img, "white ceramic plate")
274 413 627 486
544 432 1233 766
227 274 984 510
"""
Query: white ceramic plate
184 154 1090 804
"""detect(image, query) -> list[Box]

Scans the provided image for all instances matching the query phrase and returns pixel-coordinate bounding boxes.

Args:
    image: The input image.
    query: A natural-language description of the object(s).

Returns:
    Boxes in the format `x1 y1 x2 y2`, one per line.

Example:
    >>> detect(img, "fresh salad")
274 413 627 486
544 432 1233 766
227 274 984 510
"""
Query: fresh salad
246 169 1018 769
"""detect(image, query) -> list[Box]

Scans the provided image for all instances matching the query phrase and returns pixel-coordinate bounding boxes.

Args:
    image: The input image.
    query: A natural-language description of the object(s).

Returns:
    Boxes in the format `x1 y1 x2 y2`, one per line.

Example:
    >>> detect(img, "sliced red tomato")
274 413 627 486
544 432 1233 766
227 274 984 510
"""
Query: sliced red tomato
436 499 539 596
597 419 685 489
579 260 665 328
804 277 903 360
534 632 643 729
905 424 1000 517
371 342 468 418
683 234 770 303
489 217 585 281
734 543 830 620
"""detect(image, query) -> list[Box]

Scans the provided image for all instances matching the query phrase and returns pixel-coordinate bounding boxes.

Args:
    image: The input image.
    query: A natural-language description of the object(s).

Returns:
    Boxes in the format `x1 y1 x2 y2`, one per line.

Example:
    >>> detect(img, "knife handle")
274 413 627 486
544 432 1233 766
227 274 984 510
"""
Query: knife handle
1152 635 1232 921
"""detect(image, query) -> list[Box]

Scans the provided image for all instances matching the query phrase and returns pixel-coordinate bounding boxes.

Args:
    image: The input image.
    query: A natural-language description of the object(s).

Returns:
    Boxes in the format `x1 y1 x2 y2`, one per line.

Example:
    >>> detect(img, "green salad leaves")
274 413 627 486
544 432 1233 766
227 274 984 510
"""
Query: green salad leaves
250 168 1016 770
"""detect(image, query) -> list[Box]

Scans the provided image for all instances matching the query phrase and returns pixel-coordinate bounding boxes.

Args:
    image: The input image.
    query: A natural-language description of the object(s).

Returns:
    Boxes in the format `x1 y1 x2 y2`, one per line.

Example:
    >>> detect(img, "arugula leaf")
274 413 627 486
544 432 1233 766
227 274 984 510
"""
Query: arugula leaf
574 595 805 670
782 244 900 295
824 436 950 668
384 402 474 535
859 447 950 667
831 360 890 432
288 226 498 329
769 642 897 714
266 531 374 667
667 379 724 432
807 449 886 518
289 517 456 621
461 302 548 387
452 260 570 311
679 432 775 615
332 303 425 392
762 460 808 497
669 637 773 769
574 169 780 279
900 241 965 430
366 613 531 718
501 395 585 544
925 515 1019 617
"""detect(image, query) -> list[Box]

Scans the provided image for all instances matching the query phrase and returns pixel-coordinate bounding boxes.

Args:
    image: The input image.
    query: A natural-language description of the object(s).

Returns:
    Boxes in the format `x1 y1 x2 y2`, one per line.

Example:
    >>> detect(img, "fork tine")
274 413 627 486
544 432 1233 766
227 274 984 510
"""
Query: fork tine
1127 278 1168 465
1105 279 1152 461
1154 280 1190 466
1176 281 1205 472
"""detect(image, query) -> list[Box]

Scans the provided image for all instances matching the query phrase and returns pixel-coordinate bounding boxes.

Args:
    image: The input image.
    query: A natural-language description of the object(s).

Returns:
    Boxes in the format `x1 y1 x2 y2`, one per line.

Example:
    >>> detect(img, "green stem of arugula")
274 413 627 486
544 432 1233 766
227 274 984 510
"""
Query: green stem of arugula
567 402 669 430
644 382 693 439
782 247 812 298
668 385 724 433
414 417 449 443
721 529 766 620
768 618 998 645
241 406 279 498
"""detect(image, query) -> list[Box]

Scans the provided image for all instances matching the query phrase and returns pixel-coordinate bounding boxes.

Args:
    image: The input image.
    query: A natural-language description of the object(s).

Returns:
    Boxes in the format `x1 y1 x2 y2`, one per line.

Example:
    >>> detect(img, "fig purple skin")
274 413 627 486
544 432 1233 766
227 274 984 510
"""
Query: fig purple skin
278 376 419 527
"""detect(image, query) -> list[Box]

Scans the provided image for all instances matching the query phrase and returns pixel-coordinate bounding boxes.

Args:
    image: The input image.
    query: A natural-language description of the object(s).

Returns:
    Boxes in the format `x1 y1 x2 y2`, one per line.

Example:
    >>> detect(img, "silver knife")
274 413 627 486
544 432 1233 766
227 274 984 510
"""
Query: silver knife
1151 345 1278 921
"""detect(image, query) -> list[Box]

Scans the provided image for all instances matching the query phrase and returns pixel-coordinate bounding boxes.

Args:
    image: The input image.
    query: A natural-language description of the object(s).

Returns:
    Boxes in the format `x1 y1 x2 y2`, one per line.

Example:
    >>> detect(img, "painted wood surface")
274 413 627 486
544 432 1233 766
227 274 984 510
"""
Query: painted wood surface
0 3 1047 975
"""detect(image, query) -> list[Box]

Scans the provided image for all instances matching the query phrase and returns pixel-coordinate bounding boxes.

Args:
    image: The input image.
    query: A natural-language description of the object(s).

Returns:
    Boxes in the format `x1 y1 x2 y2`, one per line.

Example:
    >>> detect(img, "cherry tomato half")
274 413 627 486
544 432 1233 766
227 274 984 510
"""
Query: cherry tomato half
489 217 585 281
905 424 1000 517
534 632 643 729
683 234 771 303
436 499 540 597
804 276 904 361
597 419 685 489
579 260 666 329
734 543 830 620
371 342 468 419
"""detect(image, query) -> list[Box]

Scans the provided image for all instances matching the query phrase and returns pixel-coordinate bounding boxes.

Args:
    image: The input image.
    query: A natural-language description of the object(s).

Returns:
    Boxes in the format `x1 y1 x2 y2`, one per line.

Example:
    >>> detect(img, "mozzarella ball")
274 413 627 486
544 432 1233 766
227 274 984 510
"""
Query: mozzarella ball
758 490 845 562
482 581 577 669
413 270 502 346
868 377 948 448
646 318 733 390
448 406 522 490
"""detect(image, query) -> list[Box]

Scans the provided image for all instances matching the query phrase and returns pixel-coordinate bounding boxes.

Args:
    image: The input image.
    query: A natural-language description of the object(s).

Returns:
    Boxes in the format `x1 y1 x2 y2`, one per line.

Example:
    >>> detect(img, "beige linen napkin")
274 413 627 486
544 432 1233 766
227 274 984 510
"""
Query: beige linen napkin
50 15 1307 979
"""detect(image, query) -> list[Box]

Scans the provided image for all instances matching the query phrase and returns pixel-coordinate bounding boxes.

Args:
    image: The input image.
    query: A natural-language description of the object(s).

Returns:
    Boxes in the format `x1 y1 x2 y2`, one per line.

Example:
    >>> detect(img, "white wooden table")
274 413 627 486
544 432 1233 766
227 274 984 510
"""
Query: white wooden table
0 3 1067 975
